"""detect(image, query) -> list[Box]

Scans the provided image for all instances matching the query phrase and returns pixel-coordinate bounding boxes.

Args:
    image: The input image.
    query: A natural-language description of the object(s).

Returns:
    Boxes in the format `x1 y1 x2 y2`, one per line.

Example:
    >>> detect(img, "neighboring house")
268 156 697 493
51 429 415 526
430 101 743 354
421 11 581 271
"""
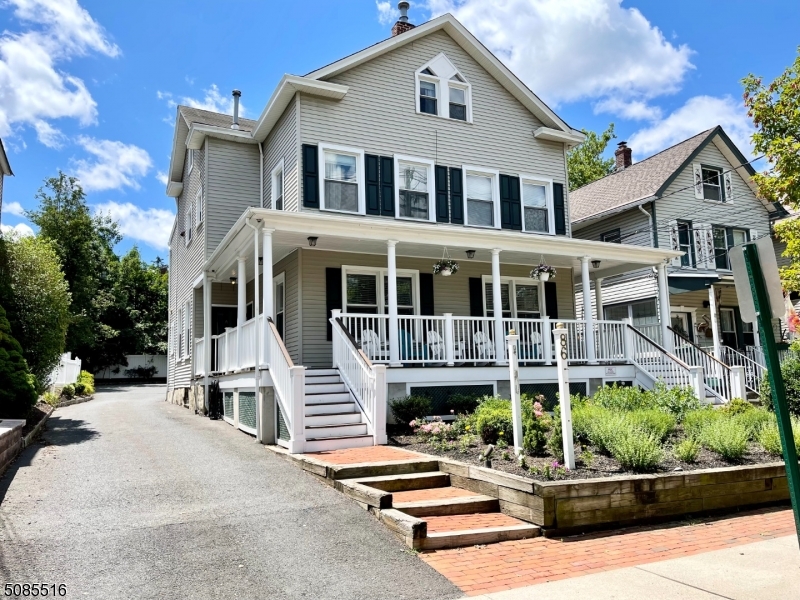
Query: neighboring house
0 138 13 220
570 126 786 394
164 10 679 453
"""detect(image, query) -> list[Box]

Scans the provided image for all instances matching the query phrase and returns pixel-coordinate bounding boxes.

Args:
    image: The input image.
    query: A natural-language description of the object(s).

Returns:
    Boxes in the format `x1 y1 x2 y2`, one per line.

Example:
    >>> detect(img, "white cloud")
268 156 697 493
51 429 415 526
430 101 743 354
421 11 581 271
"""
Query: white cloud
4 201 26 217
94 201 174 251
376 1 399 25
628 95 755 158
0 0 119 144
160 84 246 117
594 98 662 121
425 0 693 107
1 222 34 237
73 136 153 192
156 171 168 185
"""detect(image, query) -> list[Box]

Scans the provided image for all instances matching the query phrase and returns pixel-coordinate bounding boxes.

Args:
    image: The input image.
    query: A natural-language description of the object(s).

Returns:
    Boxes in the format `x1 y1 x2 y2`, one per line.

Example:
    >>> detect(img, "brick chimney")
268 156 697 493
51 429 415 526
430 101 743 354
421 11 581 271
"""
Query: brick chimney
392 1 415 36
615 141 633 171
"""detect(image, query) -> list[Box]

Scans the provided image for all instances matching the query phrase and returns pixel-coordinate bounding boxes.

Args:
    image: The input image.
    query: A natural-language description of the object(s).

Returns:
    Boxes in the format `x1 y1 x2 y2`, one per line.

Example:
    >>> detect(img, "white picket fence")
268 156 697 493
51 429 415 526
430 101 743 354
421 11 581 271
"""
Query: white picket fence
49 353 81 386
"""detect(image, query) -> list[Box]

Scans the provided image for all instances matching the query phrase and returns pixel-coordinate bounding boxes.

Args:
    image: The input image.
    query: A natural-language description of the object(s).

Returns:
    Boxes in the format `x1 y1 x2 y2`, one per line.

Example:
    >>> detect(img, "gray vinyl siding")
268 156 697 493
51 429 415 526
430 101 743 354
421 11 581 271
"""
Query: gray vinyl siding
299 29 570 234
167 145 206 390
211 282 237 306
774 237 791 269
575 270 659 320
298 249 575 368
573 207 652 248
656 140 769 244
262 97 299 211
275 251 300 364
205 138 261 255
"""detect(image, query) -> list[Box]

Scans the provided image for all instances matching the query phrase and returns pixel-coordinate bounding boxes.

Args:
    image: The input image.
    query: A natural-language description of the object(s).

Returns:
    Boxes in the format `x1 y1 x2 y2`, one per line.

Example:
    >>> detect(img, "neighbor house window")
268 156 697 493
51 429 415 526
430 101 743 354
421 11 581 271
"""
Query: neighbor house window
449 86 467 121
396 156 434 221
521 180 551 233
702 167 723 201
465 169 498 227
195 188 203 226
321 145 363 213
677 221 693 267
601 228 622 243
713 227 748 270
271 159 284 210
419 80 437 115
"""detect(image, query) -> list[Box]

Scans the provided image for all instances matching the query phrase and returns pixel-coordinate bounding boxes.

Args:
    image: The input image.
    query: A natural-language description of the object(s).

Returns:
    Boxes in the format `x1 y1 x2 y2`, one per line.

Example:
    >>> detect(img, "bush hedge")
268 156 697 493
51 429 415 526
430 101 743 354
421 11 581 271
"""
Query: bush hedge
0 305 38 419
390 395 432 427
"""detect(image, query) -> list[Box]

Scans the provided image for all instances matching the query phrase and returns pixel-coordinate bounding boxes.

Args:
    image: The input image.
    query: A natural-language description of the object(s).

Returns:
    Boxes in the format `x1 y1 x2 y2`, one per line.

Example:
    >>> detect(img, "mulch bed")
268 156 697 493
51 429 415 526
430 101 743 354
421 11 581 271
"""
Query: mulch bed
388 433 780 482
21 402 52 437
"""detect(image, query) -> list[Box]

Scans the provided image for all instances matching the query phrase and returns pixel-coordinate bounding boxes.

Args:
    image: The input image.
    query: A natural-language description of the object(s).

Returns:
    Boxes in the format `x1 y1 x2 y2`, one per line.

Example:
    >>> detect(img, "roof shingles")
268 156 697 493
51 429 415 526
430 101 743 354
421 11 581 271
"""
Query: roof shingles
178 105 257 133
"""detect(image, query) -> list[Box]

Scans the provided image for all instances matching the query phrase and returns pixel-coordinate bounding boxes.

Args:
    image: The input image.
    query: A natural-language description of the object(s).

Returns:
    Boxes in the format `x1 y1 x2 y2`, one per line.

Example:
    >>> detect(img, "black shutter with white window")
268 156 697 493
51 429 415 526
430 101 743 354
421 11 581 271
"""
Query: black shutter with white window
553 183 566 235
365 155 381 215
302 144 319 208
449 167 464 224
500 174 522 230
325 267 342 341
380 156 394 216
468 277 483 316
544 281 558 319
420 273 435 316
435 165 449 223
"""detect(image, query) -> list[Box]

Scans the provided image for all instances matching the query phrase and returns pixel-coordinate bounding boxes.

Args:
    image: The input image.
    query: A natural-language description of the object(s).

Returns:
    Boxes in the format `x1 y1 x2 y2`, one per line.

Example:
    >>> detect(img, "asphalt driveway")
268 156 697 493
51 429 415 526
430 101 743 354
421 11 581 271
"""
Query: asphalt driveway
0 385 460 600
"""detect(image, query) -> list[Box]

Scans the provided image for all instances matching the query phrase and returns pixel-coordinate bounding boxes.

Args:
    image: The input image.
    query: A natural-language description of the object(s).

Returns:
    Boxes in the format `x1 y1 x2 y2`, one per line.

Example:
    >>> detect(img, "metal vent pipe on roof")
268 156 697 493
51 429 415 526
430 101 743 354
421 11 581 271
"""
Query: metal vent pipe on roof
398 1 409 22
231 89 241 130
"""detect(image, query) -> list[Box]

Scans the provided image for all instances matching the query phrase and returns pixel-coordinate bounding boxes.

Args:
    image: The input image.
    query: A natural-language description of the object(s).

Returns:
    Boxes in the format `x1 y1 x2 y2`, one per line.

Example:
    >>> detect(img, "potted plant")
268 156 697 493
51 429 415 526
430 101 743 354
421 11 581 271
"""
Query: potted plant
433 258 459 276
530 263 557 281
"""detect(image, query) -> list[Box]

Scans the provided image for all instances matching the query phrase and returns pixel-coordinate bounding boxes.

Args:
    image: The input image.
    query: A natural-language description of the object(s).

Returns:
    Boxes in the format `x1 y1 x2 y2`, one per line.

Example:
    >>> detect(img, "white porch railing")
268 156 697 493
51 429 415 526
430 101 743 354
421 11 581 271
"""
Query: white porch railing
331 315 387 444
670 328 733 403
239 318 257 369
628 325 704 399
634 323 662 346
595 321 627 362
721 345 764 395
267 317 305 453
194 338 205 376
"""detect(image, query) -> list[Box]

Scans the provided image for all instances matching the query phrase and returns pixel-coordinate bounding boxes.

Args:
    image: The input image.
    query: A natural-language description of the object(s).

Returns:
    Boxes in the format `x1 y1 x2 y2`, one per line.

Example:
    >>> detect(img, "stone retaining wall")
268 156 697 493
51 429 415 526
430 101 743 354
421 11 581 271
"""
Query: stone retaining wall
0 420 25 477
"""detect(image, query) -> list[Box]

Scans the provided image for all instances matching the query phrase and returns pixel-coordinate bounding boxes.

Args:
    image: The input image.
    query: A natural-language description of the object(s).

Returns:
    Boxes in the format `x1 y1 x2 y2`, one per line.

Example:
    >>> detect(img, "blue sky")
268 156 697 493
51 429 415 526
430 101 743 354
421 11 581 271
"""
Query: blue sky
0 0 797 263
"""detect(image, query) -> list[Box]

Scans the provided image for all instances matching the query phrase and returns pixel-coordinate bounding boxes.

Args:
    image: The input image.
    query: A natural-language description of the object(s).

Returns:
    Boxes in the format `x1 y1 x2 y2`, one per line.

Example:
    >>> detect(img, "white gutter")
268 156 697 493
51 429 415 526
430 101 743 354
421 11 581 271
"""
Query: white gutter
258 141 264 208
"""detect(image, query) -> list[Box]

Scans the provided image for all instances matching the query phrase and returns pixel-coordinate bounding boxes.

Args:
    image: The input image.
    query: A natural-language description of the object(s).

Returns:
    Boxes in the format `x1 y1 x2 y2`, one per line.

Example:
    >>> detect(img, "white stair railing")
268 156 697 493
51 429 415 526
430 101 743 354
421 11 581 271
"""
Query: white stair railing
627 325 705 401
267 317 304 453
720 346 764 395
670 328 734 403
331 314 387 445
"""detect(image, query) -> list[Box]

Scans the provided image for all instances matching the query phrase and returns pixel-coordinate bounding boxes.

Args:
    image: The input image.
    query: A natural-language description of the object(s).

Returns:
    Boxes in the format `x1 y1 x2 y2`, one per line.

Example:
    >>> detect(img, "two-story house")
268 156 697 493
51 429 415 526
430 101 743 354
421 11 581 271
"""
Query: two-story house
570 126 785 396
0 138 12 219
165 10 680 453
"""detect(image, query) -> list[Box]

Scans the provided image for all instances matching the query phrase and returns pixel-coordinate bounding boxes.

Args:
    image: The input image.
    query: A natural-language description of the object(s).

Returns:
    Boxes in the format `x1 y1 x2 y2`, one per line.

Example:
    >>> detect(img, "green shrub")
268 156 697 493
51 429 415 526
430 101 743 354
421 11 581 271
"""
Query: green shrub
473 397 513 444
74 381 86 396
609 426 663 472
699 417 749 460
61 384 75 399
522 397 551 456
733 408 771 440
0 305 38 419
445 394 480 415
722 398 753 415
592 384 655 412
760 351 800 417
547 403 564 461
673 438 700 463
756 418 800 456
42 391 59 407
627 409 676 441
683 408 723 440
78 370 95 395
587 410 628 454
390 395 432 427
651 383 701 421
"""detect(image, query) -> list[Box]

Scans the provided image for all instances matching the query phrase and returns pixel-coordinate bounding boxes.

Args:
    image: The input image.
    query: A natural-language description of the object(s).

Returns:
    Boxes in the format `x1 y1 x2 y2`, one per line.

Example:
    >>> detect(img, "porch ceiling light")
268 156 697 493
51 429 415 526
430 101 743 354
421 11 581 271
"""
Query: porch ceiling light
466 249 475 259
308 236 318 247
591 260 601 269
230 276 237 285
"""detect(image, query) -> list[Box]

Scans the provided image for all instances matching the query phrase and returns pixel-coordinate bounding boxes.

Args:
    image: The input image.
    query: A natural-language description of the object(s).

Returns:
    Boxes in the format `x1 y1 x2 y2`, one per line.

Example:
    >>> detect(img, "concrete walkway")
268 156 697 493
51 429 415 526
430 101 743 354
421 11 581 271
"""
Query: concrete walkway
469 534 800 599
0 386 460 600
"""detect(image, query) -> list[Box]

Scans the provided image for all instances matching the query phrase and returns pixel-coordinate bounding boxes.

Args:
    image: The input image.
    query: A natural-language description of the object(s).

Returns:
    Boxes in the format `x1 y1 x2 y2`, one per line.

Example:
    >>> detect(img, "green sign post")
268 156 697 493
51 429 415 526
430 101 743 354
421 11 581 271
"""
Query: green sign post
743 242 800 547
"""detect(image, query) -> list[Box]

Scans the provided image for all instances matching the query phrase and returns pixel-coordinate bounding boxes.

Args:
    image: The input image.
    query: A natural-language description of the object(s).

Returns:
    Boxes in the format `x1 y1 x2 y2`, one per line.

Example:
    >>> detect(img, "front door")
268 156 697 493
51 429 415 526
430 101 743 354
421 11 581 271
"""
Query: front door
719 308 738 348
671 312 691 342
211 306 237 370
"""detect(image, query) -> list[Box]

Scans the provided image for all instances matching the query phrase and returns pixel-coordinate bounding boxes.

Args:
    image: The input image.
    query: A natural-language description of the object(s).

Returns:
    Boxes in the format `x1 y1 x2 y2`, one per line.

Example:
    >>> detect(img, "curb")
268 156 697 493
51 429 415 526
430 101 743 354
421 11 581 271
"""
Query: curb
23 405 54 448
57 395 94 408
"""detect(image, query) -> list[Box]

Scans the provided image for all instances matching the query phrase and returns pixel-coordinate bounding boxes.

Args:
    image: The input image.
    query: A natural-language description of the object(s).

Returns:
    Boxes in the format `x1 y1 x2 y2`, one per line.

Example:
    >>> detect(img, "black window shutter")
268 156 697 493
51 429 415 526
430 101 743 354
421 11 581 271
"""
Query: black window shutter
365 155 381 215
380 156 394 216
469 277 483 316
435 165 449 223
500 175 522 230
325 267 342 341
420 273 435 316
553 182 566 235
302 144 319 208
544 281 558 319
449 167 464 224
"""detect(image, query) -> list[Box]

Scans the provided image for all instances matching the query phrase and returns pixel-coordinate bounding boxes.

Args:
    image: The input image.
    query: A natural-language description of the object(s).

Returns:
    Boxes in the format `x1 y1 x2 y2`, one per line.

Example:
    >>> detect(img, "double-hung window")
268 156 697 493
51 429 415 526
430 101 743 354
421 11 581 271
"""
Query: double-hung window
321 144 363 213
702 167 723 202
345 273 379 314
484 278 540 319
416 55 472 122
521 179 552 233
677 221 693 267
343 267 418 316
464 168 498 228
396 156 434 221
419 78 438 115
272 160 284 210
449 84 467 121
195 188 203 226
713 227 748 270
601 228 622 243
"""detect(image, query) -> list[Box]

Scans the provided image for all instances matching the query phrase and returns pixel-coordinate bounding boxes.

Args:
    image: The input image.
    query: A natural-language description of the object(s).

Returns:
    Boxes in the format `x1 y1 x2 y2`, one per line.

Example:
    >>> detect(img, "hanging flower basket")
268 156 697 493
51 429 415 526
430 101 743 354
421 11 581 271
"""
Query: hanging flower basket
433 258 459 276
530 263 557 281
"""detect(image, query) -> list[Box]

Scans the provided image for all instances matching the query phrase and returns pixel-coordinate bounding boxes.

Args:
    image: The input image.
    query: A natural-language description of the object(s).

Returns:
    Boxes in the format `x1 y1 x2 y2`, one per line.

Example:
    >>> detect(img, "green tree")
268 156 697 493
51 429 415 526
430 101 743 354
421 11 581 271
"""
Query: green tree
567 123 616 191
4 234 71 388
743 49 800 289
0 305 37 419
26 172 122 372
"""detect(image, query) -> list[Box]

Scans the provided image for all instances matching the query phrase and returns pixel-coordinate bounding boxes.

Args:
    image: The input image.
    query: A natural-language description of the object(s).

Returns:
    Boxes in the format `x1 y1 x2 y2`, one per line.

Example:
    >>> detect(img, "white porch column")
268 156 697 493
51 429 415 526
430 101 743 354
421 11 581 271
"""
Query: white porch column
387 240 401 367
491 249 506 365
581 257 597 363
657 262 673 352
252 222 262 442
237 255 247 369
594 277 604 321
262 229 274 366
202 272 211 410
709 284 722 359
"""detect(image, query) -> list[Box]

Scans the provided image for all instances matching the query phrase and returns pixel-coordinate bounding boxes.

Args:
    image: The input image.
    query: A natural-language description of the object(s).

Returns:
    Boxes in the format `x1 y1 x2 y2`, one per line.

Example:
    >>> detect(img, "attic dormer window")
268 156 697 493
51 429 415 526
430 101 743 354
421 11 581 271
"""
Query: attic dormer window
416 54 472 123
419 80 437 115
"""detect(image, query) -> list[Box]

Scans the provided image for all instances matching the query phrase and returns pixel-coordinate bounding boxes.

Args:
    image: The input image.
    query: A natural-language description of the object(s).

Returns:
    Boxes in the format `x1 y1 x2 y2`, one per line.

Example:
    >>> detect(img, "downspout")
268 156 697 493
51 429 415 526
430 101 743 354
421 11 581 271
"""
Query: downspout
638 203 654 248
245 216 263 441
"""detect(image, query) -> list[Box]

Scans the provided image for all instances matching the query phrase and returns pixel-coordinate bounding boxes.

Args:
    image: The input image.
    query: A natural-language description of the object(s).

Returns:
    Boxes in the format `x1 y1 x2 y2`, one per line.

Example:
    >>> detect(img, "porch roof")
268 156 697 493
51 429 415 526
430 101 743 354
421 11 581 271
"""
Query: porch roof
206 208 682 285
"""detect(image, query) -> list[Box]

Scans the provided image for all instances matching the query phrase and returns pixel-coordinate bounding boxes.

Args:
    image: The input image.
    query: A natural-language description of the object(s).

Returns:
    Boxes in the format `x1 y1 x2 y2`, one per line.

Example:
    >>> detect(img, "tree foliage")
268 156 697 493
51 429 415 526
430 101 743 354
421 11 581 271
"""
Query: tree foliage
0 305 37 419
567 123 616 191
743 48 800 290
4 233 71 388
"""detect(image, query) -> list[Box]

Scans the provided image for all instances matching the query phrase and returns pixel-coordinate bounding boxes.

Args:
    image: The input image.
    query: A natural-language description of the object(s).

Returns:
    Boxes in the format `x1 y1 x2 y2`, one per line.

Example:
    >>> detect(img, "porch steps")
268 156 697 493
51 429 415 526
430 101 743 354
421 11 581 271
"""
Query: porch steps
340 465 540 549
303 369 372 452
